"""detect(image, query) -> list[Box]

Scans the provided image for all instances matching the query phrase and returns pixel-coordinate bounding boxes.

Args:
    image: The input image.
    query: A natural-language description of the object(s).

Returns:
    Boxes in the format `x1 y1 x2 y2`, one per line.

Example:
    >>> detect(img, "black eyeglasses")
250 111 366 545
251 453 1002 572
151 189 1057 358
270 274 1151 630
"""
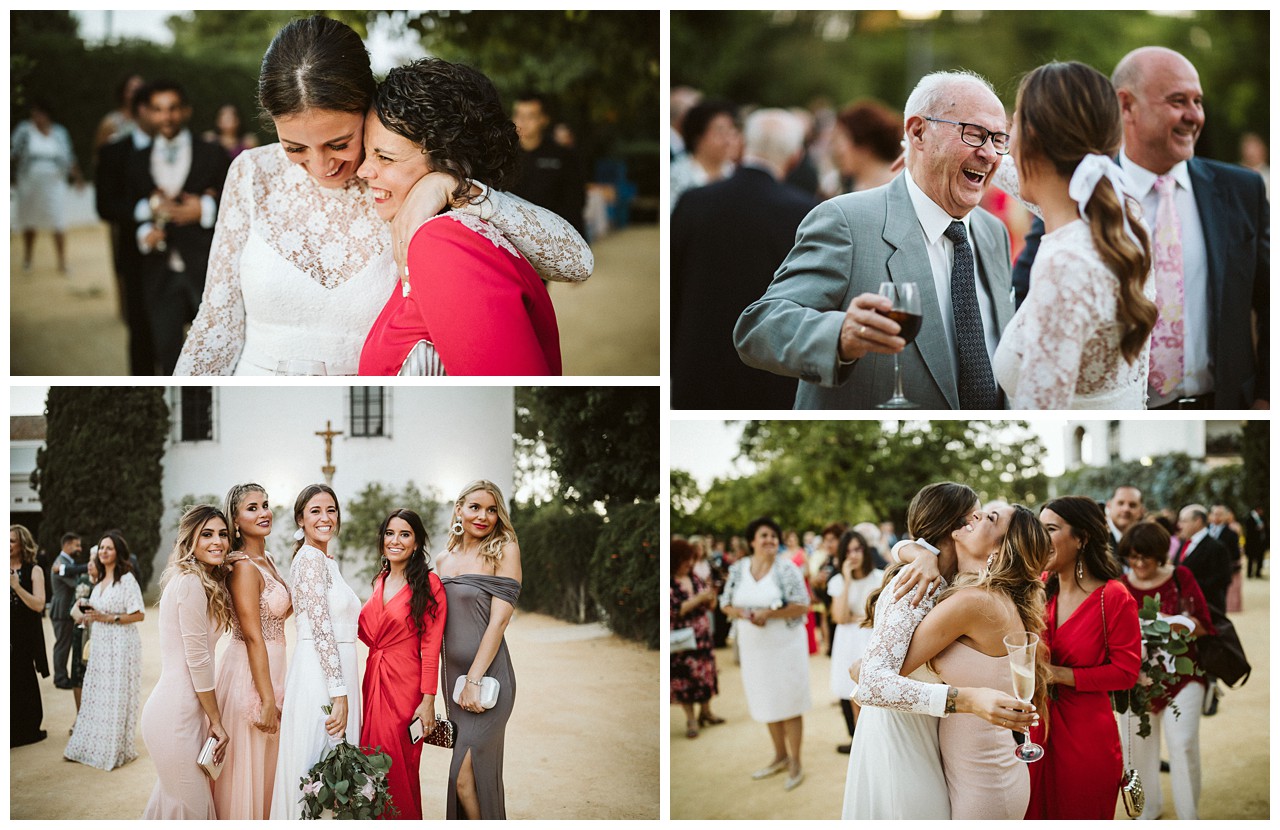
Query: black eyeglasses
924 116 1010 155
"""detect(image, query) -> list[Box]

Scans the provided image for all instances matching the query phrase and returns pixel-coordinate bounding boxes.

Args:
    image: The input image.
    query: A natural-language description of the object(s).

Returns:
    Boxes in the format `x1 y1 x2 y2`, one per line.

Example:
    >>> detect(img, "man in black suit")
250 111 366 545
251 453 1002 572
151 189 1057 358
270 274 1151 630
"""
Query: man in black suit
1243 506 1267 578
672 108 819 409
510 92 587 238
1174 503 1232 616
96 84 156 374
128 80 230 374
1014 47 1269 409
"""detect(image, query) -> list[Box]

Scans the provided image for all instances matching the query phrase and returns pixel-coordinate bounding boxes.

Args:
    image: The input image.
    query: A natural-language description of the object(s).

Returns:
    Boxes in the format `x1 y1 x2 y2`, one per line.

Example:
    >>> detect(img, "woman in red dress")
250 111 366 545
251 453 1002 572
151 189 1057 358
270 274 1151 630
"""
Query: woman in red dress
356 58 561 376
1025 496 1141 819
359 509 447 819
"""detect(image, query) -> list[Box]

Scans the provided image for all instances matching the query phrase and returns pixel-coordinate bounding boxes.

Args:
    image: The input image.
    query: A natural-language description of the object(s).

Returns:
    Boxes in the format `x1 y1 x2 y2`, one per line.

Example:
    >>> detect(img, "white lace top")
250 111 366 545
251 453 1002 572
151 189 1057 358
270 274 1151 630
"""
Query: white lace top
990 164 1153 409
853 570 951 716
289 545 360 698
174 144 592 375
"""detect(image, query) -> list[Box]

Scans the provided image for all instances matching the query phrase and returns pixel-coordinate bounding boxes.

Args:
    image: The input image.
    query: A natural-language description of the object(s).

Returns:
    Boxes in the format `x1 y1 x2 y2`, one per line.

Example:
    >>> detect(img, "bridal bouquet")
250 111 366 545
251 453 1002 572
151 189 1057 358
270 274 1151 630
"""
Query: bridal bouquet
299 705 397 819
1111 595 1201 737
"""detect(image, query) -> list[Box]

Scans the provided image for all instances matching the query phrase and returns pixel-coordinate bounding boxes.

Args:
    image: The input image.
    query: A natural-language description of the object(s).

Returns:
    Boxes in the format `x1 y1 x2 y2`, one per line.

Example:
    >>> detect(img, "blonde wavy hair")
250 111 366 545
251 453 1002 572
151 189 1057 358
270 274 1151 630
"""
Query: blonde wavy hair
11 524 39 565
446 479 517 568
160 505 233 632
937 504 1052 725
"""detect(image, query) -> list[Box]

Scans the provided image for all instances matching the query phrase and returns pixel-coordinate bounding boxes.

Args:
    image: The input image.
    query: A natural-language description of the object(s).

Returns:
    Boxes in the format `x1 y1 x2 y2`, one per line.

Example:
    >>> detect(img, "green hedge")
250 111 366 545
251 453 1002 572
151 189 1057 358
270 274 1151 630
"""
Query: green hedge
513 502 603 624
590 499 660 649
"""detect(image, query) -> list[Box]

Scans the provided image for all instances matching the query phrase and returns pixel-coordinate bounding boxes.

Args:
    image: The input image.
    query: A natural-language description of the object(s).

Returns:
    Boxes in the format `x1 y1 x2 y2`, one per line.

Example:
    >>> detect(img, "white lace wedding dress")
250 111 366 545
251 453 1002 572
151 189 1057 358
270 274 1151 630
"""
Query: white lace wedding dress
842 570 951 819
174 144 592 375
270 545 363 820
990 163 1154 409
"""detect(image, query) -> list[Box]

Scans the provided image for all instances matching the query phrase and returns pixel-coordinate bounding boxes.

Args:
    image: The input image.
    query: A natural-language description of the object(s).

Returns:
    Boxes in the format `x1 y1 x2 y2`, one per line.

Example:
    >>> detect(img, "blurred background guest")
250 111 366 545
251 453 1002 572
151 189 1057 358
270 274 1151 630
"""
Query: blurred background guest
49 532 87 690
203 103 259 161
511 91 587 238
824 99 902 197
94 73 145 148
11 525 50 747
670 85 703 159
670 99 740 211
721 517 812 791
63 531 146 770
826 529 881 754
1238 131 1269 197
671 539 722 738
1244 506 1267 579
1118 521 1215 820
1209 504 1243 612
11 100 83 274
671 107 816 410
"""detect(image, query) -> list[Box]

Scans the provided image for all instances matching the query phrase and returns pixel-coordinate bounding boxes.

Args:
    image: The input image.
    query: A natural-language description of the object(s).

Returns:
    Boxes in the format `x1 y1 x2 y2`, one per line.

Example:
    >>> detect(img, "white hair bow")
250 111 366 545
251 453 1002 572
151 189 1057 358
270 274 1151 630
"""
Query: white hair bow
1068 154 1141 245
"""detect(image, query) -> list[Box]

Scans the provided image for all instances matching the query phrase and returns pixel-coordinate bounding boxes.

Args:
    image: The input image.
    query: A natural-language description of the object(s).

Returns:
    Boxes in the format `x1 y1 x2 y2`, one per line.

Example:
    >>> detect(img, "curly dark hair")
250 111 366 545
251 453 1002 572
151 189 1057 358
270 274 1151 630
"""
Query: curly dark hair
372 57 519 207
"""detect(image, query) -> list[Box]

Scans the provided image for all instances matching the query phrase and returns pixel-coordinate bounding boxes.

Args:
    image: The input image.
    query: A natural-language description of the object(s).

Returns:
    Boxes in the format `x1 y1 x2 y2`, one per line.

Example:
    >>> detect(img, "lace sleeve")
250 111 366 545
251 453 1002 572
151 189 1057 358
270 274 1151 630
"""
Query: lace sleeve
991 162 1042 220
457 185 593 283
853 573 950 716
291 548 346 697
174 152 252 375
1008 248 1107 409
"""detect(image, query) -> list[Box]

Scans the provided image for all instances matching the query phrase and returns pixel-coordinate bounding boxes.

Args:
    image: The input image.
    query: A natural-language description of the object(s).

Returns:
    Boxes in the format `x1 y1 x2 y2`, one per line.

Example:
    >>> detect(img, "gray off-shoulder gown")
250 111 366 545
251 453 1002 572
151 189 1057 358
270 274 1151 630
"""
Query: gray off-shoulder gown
441 574 521 819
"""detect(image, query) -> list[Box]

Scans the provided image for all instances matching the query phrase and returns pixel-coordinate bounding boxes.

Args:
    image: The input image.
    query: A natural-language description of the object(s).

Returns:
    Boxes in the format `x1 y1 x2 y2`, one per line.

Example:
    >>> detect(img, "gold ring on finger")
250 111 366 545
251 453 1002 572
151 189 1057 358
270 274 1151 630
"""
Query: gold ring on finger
859 325 866 337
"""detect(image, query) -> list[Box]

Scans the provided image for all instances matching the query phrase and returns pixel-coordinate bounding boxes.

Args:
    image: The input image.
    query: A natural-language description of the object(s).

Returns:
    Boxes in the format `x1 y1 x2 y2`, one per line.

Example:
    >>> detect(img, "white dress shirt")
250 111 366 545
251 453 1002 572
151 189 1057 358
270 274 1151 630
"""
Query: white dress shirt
1119 152 1211 404
134 129 217 266
1177 525 1211 566
903 168 1001 375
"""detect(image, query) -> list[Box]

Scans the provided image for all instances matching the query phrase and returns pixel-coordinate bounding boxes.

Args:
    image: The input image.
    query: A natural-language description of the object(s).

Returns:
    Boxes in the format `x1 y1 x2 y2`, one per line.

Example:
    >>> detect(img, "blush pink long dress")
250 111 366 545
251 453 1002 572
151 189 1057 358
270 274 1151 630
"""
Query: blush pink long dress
140 572 221 818
212 555 292 819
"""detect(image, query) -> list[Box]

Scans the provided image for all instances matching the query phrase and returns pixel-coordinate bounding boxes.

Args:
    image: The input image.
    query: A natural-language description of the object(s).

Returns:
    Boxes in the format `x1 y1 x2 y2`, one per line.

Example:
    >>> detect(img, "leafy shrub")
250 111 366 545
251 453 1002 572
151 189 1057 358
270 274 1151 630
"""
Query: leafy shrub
589 499 659 648
513 501 603 624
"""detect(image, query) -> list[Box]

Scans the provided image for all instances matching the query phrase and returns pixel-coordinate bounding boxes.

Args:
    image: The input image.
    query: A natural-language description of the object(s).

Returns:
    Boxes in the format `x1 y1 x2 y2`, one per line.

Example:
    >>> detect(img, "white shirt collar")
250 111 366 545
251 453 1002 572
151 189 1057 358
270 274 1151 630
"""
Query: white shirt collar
1188 525 1210 548
1119 150 1192 198
903 168 972 244
154 129 192 150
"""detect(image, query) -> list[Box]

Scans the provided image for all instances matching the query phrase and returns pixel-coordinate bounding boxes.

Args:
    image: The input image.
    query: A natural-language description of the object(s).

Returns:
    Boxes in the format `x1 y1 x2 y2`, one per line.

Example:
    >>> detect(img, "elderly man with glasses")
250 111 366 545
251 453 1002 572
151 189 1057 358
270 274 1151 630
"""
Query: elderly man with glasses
736 70 1014 409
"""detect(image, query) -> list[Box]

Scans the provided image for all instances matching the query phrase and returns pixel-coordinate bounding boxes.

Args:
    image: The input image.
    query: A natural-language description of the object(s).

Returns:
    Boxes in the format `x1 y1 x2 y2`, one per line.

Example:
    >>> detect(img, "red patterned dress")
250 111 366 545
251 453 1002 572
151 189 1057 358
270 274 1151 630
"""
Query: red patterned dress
670 575 718 704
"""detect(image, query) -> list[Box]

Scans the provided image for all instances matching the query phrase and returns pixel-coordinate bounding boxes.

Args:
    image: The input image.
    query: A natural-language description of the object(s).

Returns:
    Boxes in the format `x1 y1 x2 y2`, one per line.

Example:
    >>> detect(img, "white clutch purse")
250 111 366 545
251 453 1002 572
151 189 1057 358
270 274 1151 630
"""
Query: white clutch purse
452 675 500 710
196 736 224 780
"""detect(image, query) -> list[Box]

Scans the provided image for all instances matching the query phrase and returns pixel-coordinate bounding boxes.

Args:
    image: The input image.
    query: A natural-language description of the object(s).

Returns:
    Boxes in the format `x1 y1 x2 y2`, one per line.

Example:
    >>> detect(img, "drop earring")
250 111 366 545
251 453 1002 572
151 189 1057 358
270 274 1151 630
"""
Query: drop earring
986 552 996 571
1075 557 1084 581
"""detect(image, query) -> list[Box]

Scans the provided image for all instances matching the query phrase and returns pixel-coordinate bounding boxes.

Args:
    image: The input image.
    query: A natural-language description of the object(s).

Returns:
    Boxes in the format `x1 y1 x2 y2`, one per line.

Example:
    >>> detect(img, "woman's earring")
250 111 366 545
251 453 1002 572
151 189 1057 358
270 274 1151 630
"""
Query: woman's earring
381 556 389 571
451 517 464 536
293 528 305 542
986 552 996 571
1075 558 1084 581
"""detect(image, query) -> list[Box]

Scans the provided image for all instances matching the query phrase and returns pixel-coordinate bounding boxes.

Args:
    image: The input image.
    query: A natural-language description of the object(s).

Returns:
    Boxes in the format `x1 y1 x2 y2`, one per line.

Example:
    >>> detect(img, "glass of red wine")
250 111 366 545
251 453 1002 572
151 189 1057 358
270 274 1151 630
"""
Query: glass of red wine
874 281 923 409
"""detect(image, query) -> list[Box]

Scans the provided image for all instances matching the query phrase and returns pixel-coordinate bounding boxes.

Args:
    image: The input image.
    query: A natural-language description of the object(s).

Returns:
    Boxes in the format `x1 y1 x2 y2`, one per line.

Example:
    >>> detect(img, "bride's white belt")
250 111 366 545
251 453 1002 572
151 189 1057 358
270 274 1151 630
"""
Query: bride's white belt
298 624 358 644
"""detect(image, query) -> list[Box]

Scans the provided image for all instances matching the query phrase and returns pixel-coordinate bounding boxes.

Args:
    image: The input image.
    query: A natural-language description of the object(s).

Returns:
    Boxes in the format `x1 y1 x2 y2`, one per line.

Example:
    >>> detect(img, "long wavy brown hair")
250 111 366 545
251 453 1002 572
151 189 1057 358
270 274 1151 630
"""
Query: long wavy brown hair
160 505 233 632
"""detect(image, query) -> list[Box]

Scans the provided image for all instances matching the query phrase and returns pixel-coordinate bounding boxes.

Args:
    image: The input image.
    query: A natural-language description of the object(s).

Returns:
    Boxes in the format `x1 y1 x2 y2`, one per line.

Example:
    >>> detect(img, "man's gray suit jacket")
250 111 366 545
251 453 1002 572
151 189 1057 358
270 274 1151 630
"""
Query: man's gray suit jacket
734 174 1014 409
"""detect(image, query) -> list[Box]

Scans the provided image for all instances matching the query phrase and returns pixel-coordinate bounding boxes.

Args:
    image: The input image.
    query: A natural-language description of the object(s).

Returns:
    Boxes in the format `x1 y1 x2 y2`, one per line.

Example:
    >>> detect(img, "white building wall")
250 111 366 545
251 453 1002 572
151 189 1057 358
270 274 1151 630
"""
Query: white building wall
1064 420 1206 469
158 386 514 583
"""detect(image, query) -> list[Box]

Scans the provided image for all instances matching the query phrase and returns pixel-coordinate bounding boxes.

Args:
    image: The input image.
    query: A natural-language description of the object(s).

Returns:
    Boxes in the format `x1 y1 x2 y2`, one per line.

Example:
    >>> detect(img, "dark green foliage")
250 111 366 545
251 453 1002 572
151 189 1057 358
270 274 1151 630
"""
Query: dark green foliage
512 501 603 624
515 387 659 508
677 420 1048 538
589 500 660 649
341 481 447 579
671 10 1268 163
1055 452 1254 514
1241 421 1269 511
33 388 169 590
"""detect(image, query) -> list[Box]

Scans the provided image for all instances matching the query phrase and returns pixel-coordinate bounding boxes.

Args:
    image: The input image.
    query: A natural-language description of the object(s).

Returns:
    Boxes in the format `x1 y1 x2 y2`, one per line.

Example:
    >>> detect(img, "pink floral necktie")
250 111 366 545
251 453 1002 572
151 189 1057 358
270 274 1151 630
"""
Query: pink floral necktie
1148 174 1184 398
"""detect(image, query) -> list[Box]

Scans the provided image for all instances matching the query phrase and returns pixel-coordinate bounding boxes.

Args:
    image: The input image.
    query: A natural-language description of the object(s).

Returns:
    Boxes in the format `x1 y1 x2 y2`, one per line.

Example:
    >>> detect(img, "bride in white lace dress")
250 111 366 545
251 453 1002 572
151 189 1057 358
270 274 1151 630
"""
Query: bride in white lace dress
842 483 1033 819
990 61 1156 409
271 485 362 819
174 15 592 376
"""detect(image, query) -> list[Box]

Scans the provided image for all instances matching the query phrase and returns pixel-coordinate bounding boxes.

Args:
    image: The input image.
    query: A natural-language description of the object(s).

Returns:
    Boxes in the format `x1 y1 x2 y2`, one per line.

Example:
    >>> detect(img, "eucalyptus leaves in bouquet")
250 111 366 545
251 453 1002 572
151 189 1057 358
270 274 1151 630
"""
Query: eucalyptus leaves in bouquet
1111 595 1202 737
299 705 398 819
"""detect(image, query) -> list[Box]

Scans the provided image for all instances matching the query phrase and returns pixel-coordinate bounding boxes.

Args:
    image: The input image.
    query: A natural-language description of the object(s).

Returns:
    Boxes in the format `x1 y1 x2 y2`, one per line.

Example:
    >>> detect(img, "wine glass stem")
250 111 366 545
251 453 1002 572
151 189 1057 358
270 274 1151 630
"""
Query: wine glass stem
892 354 906 400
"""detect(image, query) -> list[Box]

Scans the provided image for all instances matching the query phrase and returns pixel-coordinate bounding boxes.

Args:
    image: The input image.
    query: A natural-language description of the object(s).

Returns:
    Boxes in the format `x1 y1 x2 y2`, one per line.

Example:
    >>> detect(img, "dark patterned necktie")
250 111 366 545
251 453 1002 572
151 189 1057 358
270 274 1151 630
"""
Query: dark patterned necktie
943 220 998 409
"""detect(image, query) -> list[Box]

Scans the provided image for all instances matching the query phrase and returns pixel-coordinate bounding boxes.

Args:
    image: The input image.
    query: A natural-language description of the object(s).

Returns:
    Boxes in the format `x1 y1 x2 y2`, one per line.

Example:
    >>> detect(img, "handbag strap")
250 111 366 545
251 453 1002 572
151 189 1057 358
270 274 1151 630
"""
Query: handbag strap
1099 580 1109 660
440 635 450 721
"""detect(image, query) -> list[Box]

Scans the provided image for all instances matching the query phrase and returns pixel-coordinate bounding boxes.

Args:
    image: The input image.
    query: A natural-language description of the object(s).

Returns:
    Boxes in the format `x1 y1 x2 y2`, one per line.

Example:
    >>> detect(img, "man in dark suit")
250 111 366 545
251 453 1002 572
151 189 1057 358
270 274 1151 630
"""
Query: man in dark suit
96 84 156 375
672 108 819 409
1243 506 1267 578
510 92 587 238
48 533 88 689
1174 503 1232 616
128 80 230 374
1014 47 1269 409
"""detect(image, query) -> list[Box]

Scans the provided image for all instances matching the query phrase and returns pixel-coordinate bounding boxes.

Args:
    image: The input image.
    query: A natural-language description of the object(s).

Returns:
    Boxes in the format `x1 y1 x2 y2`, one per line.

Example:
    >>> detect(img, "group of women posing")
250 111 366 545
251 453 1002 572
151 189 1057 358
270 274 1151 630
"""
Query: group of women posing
839 483 1215 819
67 478 521 820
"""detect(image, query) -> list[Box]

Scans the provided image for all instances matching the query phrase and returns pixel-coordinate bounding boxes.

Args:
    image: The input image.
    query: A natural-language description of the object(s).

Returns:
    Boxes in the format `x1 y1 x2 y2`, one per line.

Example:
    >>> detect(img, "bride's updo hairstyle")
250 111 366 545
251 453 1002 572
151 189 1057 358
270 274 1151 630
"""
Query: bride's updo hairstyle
258 15 375 120
371 58 519 206
1014 61 1155 363
864 482 978 627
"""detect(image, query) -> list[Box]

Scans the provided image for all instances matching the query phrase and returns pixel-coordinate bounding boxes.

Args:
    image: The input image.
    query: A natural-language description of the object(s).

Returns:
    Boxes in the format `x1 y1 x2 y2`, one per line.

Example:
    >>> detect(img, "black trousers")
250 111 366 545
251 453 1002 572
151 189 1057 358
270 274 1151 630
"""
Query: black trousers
143 262 203 375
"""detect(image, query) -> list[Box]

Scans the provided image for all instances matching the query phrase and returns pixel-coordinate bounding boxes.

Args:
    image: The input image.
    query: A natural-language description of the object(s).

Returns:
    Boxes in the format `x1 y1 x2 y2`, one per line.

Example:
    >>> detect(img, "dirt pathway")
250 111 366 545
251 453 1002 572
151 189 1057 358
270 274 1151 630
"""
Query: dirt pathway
11 611 658 820
671 575 1270 819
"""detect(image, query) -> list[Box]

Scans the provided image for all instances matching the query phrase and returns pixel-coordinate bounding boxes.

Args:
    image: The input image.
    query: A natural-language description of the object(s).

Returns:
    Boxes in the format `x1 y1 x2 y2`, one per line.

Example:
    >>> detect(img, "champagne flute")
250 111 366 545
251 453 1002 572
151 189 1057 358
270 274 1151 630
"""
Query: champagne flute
874 282 923 409
1004 632 1044 763
275 360 328 376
